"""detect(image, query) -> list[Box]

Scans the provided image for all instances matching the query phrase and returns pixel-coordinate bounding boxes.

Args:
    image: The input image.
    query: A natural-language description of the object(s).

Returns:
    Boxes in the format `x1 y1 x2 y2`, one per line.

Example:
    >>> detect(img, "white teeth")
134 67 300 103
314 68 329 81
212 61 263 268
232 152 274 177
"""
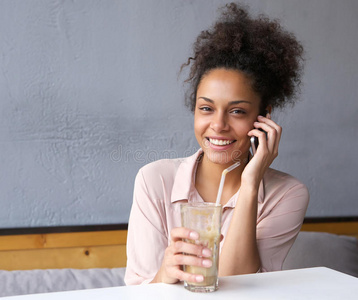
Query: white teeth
209 138 233 146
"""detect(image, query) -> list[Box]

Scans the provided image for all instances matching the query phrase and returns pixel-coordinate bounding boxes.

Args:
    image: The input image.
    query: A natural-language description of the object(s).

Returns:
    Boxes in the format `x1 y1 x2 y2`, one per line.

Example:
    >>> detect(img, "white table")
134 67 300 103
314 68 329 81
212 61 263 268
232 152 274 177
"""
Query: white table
3 267 358 300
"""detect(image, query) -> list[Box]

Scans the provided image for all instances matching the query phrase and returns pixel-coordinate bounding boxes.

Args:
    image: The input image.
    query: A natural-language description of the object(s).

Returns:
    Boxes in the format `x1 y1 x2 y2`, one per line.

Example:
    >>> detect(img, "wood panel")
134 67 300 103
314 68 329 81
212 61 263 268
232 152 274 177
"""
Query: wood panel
301 221 358 239
0 245 126 270
0 230 127 251
0 230 127 271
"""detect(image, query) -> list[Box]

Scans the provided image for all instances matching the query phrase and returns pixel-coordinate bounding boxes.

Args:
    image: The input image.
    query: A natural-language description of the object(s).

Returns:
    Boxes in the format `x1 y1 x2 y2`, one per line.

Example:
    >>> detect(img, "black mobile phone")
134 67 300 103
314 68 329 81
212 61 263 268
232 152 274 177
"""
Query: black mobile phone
250 136 258 156
250 109 268 156
250 129 268 156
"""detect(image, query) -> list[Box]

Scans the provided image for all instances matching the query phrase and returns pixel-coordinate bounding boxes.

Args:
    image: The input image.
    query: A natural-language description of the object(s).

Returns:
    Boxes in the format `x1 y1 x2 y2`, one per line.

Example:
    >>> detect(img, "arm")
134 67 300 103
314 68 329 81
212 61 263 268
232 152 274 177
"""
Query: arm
125 167 214 285
124 169 168 285
219 114 282 276
219 184 261 275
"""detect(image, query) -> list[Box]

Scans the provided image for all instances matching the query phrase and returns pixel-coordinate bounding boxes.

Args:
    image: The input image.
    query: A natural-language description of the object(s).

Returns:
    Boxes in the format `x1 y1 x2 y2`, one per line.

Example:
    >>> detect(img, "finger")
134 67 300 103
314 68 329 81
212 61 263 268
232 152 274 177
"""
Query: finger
173 269 205 283
260 122 281 155
253 119 282 153
257 115 282 139
248 128 269 152
173 240 212 257
170 227 199 243
174 253 213 269
252 123 276 147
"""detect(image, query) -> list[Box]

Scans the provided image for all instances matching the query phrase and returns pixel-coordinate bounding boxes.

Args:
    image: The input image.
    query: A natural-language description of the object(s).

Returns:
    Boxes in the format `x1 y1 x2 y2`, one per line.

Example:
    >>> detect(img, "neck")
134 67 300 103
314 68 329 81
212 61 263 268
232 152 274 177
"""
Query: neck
196 151 249 191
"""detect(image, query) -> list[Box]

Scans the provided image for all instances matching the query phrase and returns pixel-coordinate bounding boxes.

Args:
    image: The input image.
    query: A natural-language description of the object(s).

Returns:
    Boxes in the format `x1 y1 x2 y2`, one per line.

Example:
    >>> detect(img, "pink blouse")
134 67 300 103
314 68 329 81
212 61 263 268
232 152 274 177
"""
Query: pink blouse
124 150 309 285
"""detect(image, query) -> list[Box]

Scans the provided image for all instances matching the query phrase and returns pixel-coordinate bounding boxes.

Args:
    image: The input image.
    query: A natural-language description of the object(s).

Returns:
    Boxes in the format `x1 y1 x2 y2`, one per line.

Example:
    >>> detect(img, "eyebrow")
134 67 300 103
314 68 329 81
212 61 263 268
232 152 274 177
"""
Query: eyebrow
198 97 251 105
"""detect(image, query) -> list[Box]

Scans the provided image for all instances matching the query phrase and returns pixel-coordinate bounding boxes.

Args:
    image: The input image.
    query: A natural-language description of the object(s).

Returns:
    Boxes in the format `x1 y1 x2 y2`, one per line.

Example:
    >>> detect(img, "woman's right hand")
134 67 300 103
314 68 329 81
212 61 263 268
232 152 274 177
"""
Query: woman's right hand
151 227 213 284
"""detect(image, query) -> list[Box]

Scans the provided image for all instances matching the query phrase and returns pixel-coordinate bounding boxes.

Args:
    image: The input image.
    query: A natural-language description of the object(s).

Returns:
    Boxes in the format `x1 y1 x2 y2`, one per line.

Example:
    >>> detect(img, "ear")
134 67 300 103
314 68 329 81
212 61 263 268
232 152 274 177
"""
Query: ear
266 105 272 115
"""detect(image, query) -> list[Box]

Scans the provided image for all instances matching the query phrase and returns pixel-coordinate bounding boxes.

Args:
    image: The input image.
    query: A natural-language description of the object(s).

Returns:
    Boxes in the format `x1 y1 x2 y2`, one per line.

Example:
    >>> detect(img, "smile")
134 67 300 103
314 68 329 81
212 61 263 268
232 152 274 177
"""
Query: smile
208 138 235 146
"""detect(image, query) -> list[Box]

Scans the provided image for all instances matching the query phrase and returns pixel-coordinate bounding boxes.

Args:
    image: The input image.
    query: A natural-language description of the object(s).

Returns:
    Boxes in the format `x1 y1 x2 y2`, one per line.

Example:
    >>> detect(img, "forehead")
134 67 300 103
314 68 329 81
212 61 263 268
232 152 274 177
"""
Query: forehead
197 68 261 103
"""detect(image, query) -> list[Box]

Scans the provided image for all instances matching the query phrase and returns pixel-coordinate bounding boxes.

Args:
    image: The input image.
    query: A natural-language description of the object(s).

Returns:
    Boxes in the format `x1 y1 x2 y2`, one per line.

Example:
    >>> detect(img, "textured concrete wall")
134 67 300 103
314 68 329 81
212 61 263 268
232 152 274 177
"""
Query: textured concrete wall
0 0 357 228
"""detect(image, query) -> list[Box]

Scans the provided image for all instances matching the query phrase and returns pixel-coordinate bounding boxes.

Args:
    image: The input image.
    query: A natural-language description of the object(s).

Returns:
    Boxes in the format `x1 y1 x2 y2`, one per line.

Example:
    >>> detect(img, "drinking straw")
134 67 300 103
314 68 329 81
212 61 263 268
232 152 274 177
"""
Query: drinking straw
215 161 241 205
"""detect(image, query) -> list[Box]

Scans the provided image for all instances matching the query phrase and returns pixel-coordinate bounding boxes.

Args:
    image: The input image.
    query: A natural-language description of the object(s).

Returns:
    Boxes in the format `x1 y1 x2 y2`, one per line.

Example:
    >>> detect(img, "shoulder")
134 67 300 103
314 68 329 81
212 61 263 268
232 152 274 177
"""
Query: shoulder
134 153 195 196
136 157 183 187
264 168 309 204
131 159 181 211
137 150 200 182
139 157 182 178
265 168 308 190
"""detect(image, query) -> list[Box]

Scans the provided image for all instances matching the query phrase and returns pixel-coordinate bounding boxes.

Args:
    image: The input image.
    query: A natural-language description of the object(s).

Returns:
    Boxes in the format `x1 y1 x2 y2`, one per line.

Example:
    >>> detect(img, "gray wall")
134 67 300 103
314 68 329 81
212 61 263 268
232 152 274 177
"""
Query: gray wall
0 0 357 228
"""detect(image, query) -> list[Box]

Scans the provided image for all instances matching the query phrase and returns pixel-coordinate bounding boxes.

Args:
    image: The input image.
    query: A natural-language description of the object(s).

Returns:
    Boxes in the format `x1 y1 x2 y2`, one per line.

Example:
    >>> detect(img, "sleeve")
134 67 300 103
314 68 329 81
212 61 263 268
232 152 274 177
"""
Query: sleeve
256 182 309 272
124 168 168 285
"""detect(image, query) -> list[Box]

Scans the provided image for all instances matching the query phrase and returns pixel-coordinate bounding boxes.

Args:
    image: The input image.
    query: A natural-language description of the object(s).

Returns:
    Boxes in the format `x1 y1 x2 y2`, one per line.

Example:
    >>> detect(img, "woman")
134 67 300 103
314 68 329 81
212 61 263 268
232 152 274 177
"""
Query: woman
124 3 309 285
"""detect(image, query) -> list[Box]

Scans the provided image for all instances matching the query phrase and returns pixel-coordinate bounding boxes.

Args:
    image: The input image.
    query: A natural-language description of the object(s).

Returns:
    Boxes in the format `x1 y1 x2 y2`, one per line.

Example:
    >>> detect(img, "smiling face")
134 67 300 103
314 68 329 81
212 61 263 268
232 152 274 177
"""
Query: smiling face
194 68 262 167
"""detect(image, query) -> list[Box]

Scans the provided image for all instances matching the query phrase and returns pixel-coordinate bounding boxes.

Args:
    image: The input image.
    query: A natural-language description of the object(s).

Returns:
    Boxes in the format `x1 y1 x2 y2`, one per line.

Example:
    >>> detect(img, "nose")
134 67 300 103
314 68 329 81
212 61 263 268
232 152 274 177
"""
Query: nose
210 112 229 132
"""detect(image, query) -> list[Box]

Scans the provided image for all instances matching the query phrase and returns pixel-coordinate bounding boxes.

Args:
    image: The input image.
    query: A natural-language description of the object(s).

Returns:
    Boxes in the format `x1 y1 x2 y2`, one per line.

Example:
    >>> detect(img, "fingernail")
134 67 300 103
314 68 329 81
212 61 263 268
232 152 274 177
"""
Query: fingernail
202 248 212 257
189 231 199 239
202 259 212 267
196 275 204 282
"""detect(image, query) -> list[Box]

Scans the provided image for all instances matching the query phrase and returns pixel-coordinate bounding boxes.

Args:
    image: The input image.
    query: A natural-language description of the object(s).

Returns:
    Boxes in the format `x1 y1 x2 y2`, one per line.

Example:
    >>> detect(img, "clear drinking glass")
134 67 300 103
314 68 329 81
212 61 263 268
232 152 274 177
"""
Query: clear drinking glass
180 202 222 293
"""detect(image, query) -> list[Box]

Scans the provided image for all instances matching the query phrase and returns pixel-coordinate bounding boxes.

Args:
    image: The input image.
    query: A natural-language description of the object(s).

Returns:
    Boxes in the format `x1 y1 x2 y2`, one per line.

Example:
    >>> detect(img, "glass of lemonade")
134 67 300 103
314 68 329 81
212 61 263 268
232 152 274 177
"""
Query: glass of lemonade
180 202 222 293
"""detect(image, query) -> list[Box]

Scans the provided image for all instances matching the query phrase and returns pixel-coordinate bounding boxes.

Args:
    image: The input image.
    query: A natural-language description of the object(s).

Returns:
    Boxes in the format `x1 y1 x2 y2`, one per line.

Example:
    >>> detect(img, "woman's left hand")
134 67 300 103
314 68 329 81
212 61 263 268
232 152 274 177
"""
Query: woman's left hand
243 113 282 188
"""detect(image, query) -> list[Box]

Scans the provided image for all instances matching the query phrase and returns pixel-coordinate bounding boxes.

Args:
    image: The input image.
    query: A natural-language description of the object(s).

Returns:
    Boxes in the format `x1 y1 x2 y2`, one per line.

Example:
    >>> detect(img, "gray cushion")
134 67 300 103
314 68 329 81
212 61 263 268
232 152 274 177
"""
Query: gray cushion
283 231 358 277
0 267 126 297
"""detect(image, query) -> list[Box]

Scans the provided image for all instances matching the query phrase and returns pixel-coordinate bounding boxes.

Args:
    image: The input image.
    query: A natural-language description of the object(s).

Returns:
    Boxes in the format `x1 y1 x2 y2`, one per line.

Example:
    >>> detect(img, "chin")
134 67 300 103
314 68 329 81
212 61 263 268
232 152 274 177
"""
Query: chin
205 149 242 165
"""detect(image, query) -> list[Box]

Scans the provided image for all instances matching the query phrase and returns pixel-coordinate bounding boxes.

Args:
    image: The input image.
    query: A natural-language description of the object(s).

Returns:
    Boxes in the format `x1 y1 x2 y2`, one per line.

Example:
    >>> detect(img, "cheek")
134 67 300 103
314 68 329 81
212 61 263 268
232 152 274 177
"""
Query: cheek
194 114 208 133
234 122 254 137
194 116 210 147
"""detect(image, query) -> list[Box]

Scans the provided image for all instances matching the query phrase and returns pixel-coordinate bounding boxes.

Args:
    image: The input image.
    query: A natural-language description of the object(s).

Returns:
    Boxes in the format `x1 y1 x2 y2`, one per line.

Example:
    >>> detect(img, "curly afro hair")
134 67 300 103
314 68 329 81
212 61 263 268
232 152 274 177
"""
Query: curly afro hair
182 2 304 113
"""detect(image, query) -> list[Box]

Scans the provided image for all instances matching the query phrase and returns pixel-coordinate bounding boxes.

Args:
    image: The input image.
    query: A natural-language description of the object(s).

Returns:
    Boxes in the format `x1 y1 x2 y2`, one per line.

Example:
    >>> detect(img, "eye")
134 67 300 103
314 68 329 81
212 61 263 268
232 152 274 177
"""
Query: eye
199 106 213 112
230 109 246 115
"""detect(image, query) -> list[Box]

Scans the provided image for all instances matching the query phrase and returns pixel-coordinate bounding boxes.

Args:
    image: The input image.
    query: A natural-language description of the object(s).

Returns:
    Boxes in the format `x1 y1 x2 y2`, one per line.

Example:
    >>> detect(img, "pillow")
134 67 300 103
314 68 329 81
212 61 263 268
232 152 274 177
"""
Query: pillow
0 267 126 297
283 231 358 277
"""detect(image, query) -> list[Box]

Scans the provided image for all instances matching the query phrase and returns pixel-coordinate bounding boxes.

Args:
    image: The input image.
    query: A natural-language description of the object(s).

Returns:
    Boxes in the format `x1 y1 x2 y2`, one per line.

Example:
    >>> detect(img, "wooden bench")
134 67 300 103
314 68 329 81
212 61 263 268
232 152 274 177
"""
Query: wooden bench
1 219 357 271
